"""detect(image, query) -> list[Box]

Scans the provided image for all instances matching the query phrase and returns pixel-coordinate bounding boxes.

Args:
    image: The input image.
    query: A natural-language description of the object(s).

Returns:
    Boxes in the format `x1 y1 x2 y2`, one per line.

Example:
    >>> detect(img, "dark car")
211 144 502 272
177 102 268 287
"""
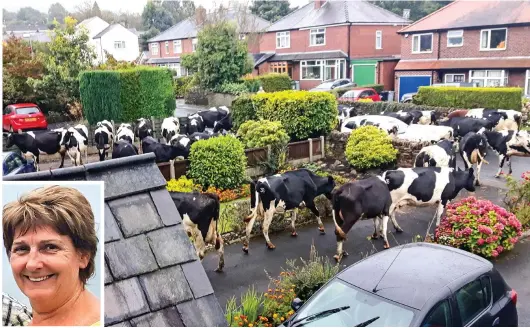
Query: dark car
282 243 518 327
2 151 36 176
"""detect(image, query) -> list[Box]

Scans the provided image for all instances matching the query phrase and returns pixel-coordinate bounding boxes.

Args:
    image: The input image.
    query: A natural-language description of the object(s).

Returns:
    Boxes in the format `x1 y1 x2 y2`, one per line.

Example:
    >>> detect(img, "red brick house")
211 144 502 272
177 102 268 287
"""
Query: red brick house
394 0 530 101
254 0 410 90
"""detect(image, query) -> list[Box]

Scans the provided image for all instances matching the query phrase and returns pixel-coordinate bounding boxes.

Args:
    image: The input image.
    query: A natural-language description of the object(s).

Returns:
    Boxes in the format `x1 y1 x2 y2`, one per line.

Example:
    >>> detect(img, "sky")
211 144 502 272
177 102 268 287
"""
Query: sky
3 0 312 15
2 182 104 309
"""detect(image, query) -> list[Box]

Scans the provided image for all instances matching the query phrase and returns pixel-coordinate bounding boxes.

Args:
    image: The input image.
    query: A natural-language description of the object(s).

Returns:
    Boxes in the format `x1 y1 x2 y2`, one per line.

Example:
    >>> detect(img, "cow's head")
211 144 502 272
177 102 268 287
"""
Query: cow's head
5 133 15 148
454 167 476 193
213 114 233 133
486 111 508 128
322 175 336 200
430 111 437 125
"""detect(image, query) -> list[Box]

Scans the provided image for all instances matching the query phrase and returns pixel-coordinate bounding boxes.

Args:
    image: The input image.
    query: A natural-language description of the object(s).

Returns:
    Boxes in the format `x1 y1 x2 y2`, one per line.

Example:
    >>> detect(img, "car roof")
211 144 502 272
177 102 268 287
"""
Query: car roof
344 87 374 92
9 103 39 108
336 242 491 310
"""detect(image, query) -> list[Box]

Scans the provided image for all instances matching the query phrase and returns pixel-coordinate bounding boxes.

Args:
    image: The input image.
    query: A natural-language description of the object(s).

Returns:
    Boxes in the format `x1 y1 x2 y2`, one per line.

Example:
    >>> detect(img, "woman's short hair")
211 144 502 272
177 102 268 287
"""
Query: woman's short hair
3 185 98 285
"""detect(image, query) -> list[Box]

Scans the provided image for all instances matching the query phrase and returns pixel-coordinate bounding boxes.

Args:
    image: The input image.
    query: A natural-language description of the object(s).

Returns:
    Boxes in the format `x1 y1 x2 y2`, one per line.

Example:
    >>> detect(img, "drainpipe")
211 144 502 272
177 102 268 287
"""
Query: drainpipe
348 23 351 80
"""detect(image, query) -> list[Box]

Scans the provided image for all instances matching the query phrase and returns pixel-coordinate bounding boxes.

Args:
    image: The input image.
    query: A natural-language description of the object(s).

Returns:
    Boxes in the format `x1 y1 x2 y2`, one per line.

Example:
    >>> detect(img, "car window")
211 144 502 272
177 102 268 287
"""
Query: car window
5 155 23 174
359 91 369 98
15 107 40 115
342 90 362 98
480 276 492 305
421 300 452 327
366 90 375 96
455 279 490 325
339 80 349 86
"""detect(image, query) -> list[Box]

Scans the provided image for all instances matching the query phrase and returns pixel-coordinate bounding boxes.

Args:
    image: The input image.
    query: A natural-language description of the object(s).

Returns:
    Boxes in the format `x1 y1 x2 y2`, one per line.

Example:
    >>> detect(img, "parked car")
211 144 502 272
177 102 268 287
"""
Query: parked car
2 151 36 176
309 79 356 92
338 88 382 102
281 243 518 327
2 103 48 132
400 82 479 103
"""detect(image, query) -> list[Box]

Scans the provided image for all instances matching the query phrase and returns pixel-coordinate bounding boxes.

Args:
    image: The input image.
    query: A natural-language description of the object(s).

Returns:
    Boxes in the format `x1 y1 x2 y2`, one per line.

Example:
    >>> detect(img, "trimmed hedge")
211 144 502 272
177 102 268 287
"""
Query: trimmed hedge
413 86 523 110
241 76 261 93
231 95 258 130
80 67 174 124
258 73 292 92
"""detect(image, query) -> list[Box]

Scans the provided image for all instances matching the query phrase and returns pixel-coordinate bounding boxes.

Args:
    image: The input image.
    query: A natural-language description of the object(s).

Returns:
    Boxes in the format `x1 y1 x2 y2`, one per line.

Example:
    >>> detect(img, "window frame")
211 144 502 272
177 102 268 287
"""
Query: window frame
309 28 326 46
412 33 433 54
192 38 198 52
376 30 382 49
173 40 182 53
301 60 323 80
447 29 464 47
165 41 169 54
421 299 453 327
454 276 493 326
151 43 159 55
301 59 346 81
445 74 465 83
525 69 530 95
276 31 290 49
114 41 126 49
480 28 507 51
469 69 507 87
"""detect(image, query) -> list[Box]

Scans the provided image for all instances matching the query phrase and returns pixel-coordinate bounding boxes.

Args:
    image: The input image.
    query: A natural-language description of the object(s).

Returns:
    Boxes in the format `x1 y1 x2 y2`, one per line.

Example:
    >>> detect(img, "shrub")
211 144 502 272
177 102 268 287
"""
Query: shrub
360 84 384 93
258 73 292 92
188 135 247 190
79 70 122 124
345 126 398 170
215 82 249 96
173 76 194 98
184 85 209 105
241 76 261 93
413 86 523 110
232 95 258 130
166 176 201 193
205 184 251 203
435 196 523 258
504 171 530 229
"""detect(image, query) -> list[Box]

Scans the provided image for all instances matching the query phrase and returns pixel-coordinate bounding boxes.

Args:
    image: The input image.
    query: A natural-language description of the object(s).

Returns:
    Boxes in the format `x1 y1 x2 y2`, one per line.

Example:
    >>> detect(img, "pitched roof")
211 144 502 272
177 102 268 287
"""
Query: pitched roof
394 58 530 70
267 0 410 32
148 9 271 42
3 154 228 327
398 0 530 34
93 23 137 39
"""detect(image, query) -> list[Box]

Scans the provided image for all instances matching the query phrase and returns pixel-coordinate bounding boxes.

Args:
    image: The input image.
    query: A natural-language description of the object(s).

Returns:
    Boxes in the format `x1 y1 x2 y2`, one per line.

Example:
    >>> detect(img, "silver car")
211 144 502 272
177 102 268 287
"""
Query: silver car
309 79 356 92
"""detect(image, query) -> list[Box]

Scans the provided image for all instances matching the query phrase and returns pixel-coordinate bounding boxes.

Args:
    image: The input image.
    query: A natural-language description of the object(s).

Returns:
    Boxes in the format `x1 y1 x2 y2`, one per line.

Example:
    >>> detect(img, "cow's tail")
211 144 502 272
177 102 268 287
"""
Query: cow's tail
515 114 522 132
203 192 221 235
245 180 257 223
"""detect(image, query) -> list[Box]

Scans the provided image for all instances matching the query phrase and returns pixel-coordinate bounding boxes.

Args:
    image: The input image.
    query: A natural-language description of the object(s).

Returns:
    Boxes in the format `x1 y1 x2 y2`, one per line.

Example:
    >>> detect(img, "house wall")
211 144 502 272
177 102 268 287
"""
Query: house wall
101 26 139 62
400 32 441 60
80 17 109 64
349 25 404 58
378 61 398 90
259 26 350 53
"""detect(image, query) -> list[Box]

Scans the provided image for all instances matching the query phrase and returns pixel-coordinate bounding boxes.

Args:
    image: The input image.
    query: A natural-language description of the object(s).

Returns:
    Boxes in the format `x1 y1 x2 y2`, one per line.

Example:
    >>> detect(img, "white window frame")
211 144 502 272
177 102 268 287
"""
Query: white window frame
480 28 507 51
412 33 433 54
444 74 465 83
468 70 507 87
239 33 246 40
192 38 198 52
173 40 182 53
151 43 159 55
276 31 290 49
114 41 125 49
525 69 530 95
309 28 326 46
447 30 463 47
301 59 345 81
165 41 169 54
376 30 382 49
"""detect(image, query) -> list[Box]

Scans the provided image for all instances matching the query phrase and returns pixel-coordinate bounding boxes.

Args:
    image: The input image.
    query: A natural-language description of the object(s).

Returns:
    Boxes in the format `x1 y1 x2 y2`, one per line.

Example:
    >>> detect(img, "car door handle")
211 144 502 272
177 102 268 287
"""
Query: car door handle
492 317 500 326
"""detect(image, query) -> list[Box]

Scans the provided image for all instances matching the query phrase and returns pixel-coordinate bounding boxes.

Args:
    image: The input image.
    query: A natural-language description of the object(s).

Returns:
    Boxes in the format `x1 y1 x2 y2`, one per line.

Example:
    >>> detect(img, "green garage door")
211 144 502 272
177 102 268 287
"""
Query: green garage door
351 60 377 86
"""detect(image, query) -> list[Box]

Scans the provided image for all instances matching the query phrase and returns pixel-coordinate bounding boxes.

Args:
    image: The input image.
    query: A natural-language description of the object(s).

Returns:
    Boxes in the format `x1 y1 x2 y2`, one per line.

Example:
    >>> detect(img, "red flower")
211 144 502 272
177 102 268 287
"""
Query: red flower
492 250 499 257
477 238 485 245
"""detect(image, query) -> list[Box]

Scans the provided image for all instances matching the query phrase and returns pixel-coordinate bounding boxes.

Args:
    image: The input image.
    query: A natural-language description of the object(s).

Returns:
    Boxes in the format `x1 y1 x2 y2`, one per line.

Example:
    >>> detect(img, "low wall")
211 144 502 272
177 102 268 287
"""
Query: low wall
207 93 238 107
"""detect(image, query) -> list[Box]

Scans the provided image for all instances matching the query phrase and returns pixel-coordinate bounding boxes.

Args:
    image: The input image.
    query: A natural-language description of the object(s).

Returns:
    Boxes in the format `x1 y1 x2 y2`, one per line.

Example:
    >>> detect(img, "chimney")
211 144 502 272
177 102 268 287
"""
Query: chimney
402 9 411 20
314 0 325 9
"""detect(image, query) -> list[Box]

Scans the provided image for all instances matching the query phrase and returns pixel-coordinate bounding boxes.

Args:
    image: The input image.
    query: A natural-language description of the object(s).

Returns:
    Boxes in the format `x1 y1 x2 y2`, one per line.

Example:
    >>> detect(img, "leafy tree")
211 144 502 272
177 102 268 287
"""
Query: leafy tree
16 7 47 25
250 0 296 23
370 0 452 21
94 51 136 70
139 27 160 51
92 1 102 17
181 1 196 19
142 0 174 31
48 3 68 24
182 21 252 90
3 9 17 22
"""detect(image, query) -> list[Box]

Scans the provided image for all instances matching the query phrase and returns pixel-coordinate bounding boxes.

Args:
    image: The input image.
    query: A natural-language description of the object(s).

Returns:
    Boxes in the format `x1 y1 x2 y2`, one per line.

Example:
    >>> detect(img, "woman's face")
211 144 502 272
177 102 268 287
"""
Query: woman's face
9 225 89 306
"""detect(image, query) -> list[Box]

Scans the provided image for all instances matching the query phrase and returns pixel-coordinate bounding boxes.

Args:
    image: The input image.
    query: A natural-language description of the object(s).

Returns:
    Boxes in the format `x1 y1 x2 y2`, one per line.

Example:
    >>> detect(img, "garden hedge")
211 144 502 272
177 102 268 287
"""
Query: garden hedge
360 84 384 93
258 73 292 92
345 125 398 170
231 95 258 130
241 76 261 92
413 86 523 110
80 70 122 124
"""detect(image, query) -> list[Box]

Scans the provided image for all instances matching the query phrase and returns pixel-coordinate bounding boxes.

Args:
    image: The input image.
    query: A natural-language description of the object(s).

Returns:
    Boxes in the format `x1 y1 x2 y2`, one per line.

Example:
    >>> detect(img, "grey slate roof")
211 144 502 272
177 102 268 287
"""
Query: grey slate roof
147 57 181 64
3 153 228 327
267 0 410 32
148 9 271 42
269 50 348 62
3 31 53 43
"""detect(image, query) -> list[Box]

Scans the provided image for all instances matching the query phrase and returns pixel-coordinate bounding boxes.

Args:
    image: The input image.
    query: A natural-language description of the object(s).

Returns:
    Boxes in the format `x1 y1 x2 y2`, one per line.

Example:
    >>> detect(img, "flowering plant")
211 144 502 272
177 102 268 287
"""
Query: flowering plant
435 197 523 258
166 176 250 203
504 171 530 229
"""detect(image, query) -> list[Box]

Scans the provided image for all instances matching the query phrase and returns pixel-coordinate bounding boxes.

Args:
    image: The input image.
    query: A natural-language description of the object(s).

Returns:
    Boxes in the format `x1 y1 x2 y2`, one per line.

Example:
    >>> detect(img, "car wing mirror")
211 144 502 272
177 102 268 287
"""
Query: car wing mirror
291 297 304 311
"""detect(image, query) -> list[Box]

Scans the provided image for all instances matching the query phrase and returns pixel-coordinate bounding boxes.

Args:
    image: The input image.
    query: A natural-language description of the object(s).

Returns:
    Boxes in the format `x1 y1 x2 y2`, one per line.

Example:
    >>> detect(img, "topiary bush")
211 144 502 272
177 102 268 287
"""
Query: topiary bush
232 94 258 130
435 196 523 258
188 135 247 190
258 73 292 92
345 126 398 170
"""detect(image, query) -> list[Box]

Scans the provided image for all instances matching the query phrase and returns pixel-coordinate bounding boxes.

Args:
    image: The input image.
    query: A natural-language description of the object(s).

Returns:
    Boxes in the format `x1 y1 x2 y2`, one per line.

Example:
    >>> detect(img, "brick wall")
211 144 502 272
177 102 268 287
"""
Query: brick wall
378 60 398 90
400 32 440 60
508 69 527 89
350 25 404 58
260 26 350 53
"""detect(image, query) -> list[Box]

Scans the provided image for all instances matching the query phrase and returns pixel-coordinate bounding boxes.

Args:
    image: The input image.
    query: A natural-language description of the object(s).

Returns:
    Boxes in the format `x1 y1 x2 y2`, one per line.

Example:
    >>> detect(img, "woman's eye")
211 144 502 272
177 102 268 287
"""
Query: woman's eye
44 244 59 251
12 246 29 253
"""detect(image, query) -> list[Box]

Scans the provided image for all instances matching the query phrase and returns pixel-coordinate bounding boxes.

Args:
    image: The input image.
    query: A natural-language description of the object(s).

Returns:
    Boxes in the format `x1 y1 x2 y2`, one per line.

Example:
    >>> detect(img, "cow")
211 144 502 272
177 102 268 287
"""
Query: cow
337 104 358 127
330 176 393 261
169 134 192 159
94 120 114 161
142 136 189 162
112 139 139 159
62 124 89 166
382 167 476 232
169 191 224 272
341 119 399 136
483 130 530 177
188 132 219 144
398 124 454 143
186 114 205 134
459 130 489 186
497 109 522 131
465 108 510 131
437 117 493 143
161 117 181 145
134 118 153 152
341 115 409 135
447 109 469 119
212 113 233 133
116 123 135 144
5 130 66 171
242 169 335 253
382 111 414 125
196 108 230 129
399 110 436 125
414 139 456 169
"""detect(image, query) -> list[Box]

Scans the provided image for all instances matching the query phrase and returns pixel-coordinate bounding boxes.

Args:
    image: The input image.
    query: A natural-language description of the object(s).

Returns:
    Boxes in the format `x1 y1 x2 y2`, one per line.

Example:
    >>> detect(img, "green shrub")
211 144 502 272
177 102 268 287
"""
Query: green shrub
173 76 194 98
166 176 201 192
79 70 122 124
254 90 338 141
241 76 261 93
360 84 384 93
345 126 398 170
413 86 523 110
258 73 292 92
231 95 258 130
184 85 209 105
188 135 247 190
504 171 530 229
214 82 249 96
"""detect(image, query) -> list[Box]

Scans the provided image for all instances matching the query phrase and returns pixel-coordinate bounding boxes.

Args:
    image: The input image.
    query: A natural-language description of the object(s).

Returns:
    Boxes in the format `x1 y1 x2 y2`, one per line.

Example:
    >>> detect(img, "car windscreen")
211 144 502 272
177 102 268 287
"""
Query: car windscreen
15 107 40 115
342 90 362 98
290 279 415 327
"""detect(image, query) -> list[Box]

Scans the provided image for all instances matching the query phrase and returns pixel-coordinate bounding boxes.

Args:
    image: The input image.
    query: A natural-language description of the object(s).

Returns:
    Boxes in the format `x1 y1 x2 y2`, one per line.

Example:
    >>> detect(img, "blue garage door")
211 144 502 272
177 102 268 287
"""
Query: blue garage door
399 76 432 101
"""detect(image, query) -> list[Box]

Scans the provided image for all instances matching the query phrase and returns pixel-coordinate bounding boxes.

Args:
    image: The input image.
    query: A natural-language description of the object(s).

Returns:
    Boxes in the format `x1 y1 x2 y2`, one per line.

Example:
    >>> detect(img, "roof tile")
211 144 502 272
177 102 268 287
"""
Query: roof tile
181 260 215 299
106 235 159 279
104 277 150 325
146 225 198 268
104 203 122 242
129 307 184 327
107 193 163 237
105 259 113 285
150 189 182 226
176 294 228 327
108 321 131 327
138 265 194 311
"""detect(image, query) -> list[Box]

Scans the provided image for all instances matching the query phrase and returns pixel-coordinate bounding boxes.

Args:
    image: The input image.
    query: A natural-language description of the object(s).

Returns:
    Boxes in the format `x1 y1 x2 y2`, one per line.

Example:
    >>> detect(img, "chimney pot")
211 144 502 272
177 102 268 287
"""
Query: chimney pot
314 0 325 9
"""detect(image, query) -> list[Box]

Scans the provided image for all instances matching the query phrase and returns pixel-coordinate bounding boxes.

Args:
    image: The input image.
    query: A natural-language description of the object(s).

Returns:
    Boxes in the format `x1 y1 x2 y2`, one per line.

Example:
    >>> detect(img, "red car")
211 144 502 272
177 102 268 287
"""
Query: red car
2 103 48 132
338 88 381 102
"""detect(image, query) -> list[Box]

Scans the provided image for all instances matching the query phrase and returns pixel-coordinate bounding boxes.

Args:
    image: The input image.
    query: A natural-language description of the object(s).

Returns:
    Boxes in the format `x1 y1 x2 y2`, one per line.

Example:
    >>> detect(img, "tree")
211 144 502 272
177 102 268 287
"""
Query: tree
182 21 252 90
250 0 296 23
48 3 68 24
139 27 160 51
370 0 452 21
16 7 48 25
92 1 102 17
142 0 174 31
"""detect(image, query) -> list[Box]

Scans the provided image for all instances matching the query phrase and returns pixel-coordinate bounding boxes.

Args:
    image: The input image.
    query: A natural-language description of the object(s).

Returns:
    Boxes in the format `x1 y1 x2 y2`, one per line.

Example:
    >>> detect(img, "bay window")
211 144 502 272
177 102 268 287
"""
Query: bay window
469 70 507 87
310 28 325 46
412 33 433 53
301 59 345 80
276 31 290 49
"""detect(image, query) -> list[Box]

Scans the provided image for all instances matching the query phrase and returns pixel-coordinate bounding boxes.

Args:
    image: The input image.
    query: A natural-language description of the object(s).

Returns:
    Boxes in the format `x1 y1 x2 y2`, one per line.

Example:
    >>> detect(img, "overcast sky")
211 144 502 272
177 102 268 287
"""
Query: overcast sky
4 0 312 15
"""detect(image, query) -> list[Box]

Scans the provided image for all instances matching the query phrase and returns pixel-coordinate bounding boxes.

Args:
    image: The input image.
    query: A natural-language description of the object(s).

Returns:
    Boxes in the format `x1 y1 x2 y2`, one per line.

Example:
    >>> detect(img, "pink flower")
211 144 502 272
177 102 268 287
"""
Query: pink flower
494 223 505 231
455 230 463 238
492 250 499 257
510 237 519 244
463 227 473 236
496 246 504 253
477 238 485 245
478 225 493 235
486 237 494 244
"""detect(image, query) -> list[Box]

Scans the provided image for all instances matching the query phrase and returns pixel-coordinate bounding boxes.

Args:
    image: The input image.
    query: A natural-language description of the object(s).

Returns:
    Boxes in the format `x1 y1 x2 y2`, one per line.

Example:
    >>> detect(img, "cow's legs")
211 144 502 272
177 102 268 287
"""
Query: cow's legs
388 202 404 232
495 154 506 177
242 215 256 253
435 203 445 227
381 215 390 249
58 152 65 168
475 158 482 186
263 209 276 249
214 234 224 272
507 156 513 175
461 151 472 169
291 208 298 237
306 201 325 234
35 155 40 172
372 217 381 239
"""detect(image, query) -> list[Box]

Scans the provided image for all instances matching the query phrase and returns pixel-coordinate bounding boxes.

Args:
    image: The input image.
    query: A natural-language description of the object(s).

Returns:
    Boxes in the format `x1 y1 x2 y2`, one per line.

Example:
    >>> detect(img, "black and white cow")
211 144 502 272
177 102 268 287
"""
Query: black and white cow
398 124 454 143
116 123 135 144
186 114 205 134
437 117 493 140
5 130 66 171
484 130 530 177
497 109 522 131
196 107 230 129
382 111 414 125
169 134 192 159
465 108 509 131
112 139 139 159
94 120 114 161
459 131 489 186
188 132 219 144
62 124 89 166
212 113 233 133
414 139 456 169
330 176 392 261
382 167 476 230
134 118 153 152
342 119 399 136
142 136 189 162
170 191 224 272
161 117 181 144
242 169 335 253
337 104 358 127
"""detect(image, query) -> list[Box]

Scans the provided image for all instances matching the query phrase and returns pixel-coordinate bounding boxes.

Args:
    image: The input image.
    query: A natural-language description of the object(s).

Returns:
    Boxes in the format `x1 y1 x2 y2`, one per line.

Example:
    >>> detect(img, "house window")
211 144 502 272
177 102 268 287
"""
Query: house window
192 38 198 52
445 74 465 83
376 30 382 49
151 43 159 55
173 40 182 53
301 59 345 80
525 69 530 95
310 28 325 46
301 60 322 80
447 30 463 47
114 41 126 49
480 28 507 50
469 70 507 87
412 33 433 53
269 62 290 75
276 31 290 49
165 41 169 54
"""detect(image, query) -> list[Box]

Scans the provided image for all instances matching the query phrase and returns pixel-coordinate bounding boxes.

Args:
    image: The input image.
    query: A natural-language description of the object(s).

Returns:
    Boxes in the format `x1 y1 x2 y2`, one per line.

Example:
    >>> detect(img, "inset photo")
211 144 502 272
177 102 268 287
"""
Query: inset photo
2 181 104 326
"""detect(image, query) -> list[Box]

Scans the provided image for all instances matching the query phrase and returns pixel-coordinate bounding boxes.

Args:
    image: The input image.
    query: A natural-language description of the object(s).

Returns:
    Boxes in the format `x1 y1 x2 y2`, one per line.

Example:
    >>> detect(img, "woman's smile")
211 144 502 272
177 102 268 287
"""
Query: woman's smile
25 274 56 283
